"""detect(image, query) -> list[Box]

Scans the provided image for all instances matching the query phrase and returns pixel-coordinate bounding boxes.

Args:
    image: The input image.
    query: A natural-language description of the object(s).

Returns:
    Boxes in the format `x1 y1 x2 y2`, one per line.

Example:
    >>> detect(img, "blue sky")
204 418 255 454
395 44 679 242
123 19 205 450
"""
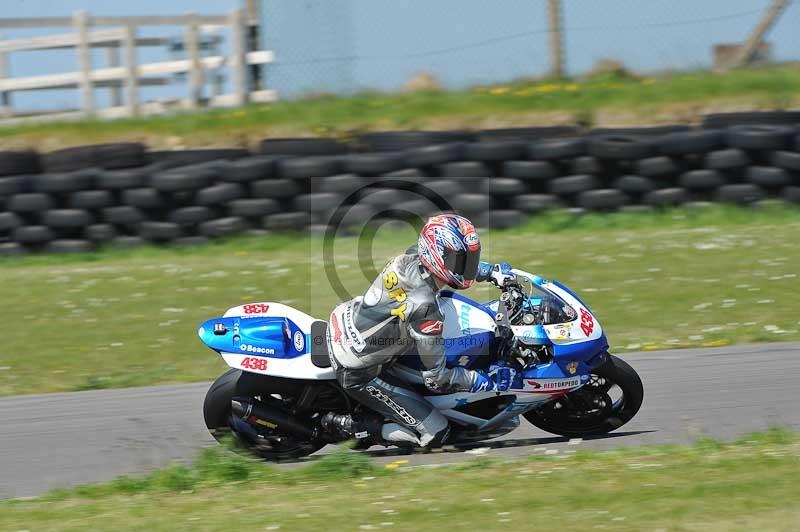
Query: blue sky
3 0 798 110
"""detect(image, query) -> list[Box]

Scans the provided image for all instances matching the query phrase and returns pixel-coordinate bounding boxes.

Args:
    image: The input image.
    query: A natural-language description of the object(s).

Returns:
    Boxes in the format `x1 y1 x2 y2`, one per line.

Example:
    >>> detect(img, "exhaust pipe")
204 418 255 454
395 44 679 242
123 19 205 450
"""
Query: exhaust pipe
231 397 316 439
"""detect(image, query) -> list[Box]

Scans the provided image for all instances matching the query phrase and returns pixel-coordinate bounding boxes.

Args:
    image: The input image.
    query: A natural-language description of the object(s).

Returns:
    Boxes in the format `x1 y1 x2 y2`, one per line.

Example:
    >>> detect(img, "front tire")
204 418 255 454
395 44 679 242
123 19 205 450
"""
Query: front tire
523 354 643 437
203 368 324 461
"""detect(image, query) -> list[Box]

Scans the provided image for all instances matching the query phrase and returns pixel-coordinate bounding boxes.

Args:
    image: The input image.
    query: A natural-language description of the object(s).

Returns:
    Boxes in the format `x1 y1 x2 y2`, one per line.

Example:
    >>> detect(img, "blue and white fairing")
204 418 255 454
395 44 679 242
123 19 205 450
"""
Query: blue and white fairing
432 271 608 374
425 270 610 419
514 271 609 378
438 291 497 367
197 303 335 380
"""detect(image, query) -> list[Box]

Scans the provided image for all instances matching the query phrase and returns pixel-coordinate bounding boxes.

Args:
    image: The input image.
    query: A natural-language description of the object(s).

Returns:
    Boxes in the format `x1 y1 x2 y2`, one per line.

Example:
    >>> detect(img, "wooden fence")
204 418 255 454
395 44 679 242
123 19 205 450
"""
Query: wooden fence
0 9 275 122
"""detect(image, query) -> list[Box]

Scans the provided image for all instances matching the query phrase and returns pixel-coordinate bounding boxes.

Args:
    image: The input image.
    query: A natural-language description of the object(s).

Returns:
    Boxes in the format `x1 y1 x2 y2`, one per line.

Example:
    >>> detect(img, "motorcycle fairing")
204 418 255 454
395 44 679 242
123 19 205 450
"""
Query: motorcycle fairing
424 272 609 431
198 316 306 359
394 291 496 372
438 290 496 367
197 302 335 380
428 371 589 431
526 273 609 374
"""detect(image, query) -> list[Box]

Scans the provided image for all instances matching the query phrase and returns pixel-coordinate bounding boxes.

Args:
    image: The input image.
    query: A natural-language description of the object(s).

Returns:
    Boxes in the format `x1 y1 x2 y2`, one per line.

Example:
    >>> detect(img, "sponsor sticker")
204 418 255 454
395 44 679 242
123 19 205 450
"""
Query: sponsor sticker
554 327 570 340
383 270 408 321
525 377 582 392
331 314 343 346
343 302 366 352
239 344 275 355
418 320 443 335
293 330 305 352
566 361 579 375
366 385 417 425
232 321 241 345
459 305 471 333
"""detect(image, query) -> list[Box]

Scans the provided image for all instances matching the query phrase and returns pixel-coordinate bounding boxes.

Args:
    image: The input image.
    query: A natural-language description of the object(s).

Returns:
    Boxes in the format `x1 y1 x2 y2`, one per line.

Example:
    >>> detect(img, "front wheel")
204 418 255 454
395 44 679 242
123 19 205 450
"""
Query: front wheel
203 368 324 461
523 354 643 437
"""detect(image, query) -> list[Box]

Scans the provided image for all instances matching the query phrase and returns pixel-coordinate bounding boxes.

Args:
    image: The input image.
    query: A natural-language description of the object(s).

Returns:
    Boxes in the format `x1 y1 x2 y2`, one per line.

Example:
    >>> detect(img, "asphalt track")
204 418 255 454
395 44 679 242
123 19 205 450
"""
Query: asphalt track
2 342 799 498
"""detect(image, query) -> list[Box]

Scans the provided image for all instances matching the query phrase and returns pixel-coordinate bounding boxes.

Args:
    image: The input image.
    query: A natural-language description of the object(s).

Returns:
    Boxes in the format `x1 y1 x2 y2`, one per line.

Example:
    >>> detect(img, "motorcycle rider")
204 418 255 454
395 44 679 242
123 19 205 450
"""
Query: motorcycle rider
324 213 517 447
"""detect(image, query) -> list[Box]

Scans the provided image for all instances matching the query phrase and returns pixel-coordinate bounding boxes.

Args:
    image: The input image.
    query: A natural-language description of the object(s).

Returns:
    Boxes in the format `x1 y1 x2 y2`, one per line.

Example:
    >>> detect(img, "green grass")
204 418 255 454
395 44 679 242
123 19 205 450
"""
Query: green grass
1 204 799 396
1 65 798 150
1 429 798 531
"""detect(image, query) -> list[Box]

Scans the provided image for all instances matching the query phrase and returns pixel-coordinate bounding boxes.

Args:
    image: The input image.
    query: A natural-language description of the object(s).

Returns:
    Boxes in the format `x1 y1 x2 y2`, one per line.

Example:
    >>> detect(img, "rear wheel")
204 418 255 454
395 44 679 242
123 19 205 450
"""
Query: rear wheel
523 354 643 437
203 369 325 461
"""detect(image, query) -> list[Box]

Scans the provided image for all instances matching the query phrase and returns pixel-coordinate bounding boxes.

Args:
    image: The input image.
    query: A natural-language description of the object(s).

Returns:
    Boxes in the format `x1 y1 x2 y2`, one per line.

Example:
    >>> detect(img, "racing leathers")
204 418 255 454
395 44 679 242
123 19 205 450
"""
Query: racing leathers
326 248 514 446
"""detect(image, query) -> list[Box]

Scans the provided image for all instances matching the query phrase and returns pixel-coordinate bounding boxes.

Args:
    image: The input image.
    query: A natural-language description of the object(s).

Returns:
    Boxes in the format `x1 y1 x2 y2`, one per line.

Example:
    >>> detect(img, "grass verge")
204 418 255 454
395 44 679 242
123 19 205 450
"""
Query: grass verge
1 429 798 530
1 204 799 396
0 65 798 150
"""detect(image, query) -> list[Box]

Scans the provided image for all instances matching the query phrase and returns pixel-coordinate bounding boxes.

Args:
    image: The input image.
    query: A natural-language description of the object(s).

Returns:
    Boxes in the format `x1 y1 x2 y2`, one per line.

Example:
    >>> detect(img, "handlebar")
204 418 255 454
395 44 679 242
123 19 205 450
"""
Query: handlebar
498 281 526 325
501 276 579 326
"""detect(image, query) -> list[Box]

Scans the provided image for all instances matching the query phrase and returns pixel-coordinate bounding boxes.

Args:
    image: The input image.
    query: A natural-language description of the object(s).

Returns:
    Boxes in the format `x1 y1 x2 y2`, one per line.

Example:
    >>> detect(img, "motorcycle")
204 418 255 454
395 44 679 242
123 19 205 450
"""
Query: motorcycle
199 269 644 460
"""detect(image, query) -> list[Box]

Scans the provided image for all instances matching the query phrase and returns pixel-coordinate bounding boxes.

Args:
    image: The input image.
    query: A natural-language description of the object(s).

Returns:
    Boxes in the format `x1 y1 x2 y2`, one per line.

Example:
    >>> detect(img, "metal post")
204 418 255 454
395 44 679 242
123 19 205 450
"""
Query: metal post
246 0 262 90
209 36 224 98
229 8 247 106
123 23 138 116
73 10 94 114
729 0 790 69
0 33 10 117
186 15 202 108
547 0 565 78
107 39 122 107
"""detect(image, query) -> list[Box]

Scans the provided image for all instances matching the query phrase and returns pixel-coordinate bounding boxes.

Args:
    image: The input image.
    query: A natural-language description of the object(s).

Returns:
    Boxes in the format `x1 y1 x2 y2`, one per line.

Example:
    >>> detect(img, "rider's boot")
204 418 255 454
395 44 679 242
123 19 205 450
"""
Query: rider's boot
321 414 450 449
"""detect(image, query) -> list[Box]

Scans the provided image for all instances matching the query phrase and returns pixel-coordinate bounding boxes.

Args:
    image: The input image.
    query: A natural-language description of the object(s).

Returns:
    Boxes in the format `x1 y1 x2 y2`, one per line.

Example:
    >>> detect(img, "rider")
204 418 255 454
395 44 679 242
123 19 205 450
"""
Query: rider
324 213 517 447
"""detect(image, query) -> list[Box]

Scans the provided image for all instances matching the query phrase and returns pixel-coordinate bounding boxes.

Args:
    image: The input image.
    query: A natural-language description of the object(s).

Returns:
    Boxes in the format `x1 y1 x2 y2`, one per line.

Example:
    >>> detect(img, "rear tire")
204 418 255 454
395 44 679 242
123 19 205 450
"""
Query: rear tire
523 354 643 437
203 369 324 461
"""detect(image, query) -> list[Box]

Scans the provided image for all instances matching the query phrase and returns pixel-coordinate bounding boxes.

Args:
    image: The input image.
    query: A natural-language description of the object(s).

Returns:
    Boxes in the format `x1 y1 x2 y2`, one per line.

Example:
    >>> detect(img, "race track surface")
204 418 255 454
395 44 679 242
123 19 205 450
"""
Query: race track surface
2 342 799 498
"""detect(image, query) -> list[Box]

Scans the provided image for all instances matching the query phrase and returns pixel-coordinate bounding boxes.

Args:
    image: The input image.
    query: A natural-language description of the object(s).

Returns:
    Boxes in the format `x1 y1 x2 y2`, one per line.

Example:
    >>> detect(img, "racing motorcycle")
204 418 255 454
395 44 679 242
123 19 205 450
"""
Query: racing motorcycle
199 269 644 460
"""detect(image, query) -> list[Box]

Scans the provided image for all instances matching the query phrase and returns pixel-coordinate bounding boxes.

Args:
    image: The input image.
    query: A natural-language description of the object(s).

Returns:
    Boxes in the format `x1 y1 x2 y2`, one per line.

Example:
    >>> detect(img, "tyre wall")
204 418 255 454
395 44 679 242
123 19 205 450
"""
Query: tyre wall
1 112 799 255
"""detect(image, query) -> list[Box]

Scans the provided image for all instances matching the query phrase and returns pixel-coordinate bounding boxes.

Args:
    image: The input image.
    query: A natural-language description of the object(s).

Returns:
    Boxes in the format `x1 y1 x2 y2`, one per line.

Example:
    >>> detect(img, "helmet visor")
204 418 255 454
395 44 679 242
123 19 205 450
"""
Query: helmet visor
443 247 481 282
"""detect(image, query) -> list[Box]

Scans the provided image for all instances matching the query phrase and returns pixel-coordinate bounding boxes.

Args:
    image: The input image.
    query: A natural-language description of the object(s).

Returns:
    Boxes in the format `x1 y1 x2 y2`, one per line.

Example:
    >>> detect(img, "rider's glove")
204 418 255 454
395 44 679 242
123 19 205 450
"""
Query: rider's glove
476 261 515 288
471 365 516 393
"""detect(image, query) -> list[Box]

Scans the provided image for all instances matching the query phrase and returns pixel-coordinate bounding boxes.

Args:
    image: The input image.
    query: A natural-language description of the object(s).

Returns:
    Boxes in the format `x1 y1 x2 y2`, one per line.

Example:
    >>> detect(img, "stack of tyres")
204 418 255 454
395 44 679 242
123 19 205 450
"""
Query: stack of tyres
0 151 40 255
18 168 98 253
0 116 798 255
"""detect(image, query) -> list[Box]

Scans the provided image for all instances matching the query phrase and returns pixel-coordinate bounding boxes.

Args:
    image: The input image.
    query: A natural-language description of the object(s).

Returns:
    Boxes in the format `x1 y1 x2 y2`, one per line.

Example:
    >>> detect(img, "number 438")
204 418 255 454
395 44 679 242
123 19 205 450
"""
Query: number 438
241 357 267 371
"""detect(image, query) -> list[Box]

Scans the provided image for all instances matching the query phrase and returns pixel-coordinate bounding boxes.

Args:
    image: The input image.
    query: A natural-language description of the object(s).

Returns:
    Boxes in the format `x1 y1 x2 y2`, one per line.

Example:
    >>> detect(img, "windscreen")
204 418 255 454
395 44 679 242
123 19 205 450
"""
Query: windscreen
520 278 577 325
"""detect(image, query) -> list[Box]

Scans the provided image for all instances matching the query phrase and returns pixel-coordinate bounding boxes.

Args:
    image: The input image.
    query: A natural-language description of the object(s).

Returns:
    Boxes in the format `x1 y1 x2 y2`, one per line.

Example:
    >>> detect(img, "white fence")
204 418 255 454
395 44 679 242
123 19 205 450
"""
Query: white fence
0 9 275 123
